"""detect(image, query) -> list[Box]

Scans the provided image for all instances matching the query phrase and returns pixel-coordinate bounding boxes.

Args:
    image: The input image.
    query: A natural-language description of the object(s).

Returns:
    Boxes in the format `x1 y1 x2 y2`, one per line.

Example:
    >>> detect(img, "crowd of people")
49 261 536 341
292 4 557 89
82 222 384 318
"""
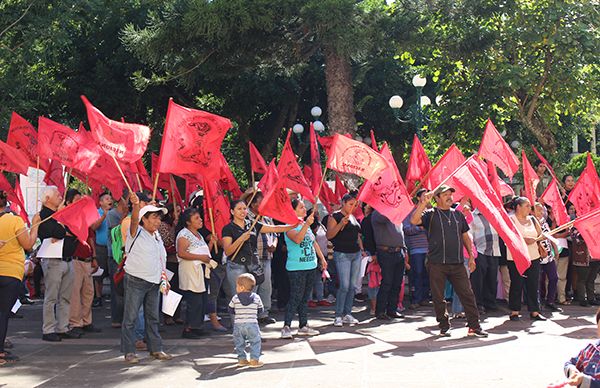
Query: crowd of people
0 165 598 384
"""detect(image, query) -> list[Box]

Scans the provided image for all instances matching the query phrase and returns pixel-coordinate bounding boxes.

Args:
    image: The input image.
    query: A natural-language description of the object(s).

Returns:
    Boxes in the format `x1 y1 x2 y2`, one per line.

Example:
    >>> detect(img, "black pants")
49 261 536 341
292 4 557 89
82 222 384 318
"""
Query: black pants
470 254 499 309
375 251 405 316
272 251 290 309
587 261 600 302
508 259 540 312
0 276 21 352
182 290 206 330
284 269 315 327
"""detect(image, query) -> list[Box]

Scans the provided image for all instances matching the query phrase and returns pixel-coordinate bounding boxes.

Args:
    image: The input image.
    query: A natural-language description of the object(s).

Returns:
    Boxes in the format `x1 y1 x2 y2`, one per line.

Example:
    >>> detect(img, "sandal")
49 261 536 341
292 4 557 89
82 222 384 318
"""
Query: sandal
0 352 19 362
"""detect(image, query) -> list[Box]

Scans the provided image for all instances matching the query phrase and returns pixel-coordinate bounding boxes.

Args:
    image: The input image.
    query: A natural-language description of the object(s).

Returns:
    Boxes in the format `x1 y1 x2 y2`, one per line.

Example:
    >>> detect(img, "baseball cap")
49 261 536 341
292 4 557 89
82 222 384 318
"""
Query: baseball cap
139 205 167 220
433 185 456 197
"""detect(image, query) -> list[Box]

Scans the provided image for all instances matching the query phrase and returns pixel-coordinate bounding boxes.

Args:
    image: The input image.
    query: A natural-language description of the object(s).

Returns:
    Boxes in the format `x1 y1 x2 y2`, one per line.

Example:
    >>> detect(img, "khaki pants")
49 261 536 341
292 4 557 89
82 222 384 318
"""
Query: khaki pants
499 265 511 301
557 256 570 303
41 259 73 334
69 260 94 328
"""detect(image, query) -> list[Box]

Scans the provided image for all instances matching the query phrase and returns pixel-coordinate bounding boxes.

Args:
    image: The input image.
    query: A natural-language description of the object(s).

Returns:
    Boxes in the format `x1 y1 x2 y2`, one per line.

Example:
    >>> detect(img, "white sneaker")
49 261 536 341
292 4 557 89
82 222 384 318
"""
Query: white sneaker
342 314 359 326
297 326 320 336
280 325 293 339
333 317 343 327
327 294 336 303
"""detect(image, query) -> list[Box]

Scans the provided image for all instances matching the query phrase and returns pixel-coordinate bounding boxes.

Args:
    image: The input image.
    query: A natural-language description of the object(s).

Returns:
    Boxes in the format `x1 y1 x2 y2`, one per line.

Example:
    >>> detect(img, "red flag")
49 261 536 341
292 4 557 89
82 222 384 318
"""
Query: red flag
541 179 570 226
335 175 348 198
51 196 100 242
326 134 389 181
318 133 352 155
522 151 540 205
81 95 150 163
43 159 66 194
358 143 413 225
258 159 279 194
151 153 171 190
135 158 153 192
568 153 600 216
0 140 30 175
184 174 203 202
0 174 29 225
157 99 230 178
308 123 323 194
481 159 515 199
370 130 379 152
170 175 184 209
428 144 466 200
574 208 600 258
532 145 558 182
278 132 315 201
249 142 267 175
7 112 49 171
258 178 300 225
478 118 520 179
202 179 231 239
451 157 531 274
219 154 243 199
38 117 100 174
303 166 336 213
405 134 432 192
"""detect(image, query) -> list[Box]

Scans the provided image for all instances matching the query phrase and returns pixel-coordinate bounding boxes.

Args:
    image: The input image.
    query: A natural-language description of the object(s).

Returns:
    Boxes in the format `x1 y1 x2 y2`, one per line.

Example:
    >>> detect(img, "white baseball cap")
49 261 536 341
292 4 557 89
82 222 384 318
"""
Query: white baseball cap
139 205 167 220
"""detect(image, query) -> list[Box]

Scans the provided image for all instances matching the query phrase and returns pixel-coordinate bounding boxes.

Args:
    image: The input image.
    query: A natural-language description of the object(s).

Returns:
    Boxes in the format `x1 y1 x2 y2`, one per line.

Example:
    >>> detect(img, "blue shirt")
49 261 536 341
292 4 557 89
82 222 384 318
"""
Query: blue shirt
95 208 108 246
284 225 317 271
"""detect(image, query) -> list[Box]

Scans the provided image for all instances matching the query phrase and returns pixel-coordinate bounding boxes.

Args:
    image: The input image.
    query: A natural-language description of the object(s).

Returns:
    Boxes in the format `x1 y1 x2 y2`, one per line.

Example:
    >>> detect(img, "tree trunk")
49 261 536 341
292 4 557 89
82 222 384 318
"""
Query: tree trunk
324 46 356 135
518 109 558 153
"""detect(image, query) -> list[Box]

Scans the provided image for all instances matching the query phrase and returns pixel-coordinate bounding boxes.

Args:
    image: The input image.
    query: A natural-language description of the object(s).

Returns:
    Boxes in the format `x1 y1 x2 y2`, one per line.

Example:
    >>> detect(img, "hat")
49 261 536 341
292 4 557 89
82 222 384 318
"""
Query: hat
433 185 455 197
139 205 167 220
415 188 428 198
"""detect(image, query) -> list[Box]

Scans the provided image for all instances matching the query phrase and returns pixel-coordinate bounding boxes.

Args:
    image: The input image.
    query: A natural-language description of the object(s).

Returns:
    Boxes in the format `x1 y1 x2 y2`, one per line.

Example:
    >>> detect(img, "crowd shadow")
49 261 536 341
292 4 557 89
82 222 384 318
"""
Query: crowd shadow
193 358 324 380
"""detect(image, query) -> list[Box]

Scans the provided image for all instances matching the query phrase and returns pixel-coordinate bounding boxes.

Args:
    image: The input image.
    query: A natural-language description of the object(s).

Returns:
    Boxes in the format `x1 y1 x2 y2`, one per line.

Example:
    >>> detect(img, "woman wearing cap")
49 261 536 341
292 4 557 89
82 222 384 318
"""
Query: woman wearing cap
121 193 172 364
326 193 365 327
176 208 212 339
0 191 41 366
507 197 546 322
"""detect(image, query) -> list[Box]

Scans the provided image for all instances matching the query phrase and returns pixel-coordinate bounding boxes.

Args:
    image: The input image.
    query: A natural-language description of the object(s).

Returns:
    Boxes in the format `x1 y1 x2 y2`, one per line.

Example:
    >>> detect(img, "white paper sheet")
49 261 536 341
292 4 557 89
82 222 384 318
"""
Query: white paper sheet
92 268 104 277
190 245 211 258
161 290 182 317
11 299 22 314
165 268 174 281
37 238 64 258
360 256 370 277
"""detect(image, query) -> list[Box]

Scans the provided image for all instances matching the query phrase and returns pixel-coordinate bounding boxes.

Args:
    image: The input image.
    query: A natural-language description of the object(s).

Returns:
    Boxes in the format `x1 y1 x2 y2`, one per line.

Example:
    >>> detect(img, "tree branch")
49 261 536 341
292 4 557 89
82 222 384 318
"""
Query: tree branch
526 48 553 121
0 3 34 40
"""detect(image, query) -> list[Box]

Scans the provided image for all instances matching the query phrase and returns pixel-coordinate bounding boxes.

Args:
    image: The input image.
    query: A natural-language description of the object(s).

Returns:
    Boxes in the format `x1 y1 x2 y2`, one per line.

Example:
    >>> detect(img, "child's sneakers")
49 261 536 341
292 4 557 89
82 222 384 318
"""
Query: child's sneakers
249 359 264 368
280 325 293 339
297 326 320 336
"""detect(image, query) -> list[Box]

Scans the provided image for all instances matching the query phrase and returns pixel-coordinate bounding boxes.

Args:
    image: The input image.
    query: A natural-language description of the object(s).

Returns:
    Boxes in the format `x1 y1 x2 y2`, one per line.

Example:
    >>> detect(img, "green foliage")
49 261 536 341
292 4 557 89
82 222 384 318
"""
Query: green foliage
563 152 600 178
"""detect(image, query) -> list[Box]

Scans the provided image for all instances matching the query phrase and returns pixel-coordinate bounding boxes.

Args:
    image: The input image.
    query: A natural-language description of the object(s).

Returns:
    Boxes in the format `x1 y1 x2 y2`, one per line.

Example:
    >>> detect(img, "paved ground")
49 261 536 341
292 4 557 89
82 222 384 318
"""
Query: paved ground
0 297 596 388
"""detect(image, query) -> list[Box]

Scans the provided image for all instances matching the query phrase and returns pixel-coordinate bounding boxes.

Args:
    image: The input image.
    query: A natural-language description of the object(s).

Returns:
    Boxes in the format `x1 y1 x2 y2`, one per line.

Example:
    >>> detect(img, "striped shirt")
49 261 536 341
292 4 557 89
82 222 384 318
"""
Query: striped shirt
470 211 501 257
228 292 264 324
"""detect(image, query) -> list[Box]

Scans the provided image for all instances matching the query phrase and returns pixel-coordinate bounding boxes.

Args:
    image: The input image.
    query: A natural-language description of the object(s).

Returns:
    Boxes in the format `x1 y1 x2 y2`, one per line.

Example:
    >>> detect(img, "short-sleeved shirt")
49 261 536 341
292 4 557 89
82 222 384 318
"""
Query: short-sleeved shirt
0 213 26 280
95 208 109 246
221 220 263 265
329 212 361 253
124 225 166 284
421 208 469 264
285 225 318 271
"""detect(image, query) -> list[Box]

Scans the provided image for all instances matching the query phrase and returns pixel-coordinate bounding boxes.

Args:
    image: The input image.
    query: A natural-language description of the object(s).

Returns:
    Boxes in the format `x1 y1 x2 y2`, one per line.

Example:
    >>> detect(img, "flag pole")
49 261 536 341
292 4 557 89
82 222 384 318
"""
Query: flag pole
135 173 143 192
208 207 219 254
110 155 133 193
251 171 255 192
152 172 160 202
35 156 40 210
428 155 475 197
315 167 328 199
230 215 262 261
410 168 436 197
538 219 576 240
4 212 57 244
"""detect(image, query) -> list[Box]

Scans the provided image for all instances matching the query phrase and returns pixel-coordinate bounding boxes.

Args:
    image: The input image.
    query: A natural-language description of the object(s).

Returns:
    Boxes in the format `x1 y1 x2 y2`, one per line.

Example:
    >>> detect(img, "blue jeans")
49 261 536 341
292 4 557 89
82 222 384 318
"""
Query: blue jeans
227 261 250 299
135 307 144 340
107 258 124 324
256 259 272 318
311 269 324 301
334 251 361 317
121 274 162 354
232 322 261 360
408 252 429 304
207 265 226 314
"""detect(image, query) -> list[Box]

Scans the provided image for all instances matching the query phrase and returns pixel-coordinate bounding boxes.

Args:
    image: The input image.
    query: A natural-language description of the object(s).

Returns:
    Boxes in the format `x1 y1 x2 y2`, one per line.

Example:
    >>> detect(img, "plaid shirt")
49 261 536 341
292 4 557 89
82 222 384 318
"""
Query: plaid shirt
565 340 600 386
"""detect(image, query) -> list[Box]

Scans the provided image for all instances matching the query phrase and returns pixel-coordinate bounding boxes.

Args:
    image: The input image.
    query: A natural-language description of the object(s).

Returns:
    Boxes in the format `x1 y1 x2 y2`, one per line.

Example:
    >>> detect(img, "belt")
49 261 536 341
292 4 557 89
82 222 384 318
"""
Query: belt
74 257 93 263
376 245 405 253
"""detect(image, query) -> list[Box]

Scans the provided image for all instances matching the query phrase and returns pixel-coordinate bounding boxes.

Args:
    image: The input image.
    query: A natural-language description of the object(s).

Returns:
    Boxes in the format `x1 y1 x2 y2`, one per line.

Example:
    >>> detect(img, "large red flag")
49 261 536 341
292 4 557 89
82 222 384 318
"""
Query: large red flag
7 112 49 171
451 157 531 274
574 208 600 259
303 166 336 213
44 159 66 194
478 118 520 179
428 144 466 200
278 132 315 201
358 143 413 225
541 179 570 226
0 174 29 225
568 153 600 216
308 123 323 194
202 178 231 239
318 133 352 154
532 145 559 183
81 96 150 163
522 151 540 206
151 153 171 190
170 175 184 210
405 134 432 192
135 158 153 192
249 142 267 175
38 117 100 174
481 159 515 199
218 154 243 199
370 130 379 152
258 159 279 194
157 99 230 178
335 175 348 199
0 140 30 176
326 134 389 181
258 178 300 225
52 196 100 242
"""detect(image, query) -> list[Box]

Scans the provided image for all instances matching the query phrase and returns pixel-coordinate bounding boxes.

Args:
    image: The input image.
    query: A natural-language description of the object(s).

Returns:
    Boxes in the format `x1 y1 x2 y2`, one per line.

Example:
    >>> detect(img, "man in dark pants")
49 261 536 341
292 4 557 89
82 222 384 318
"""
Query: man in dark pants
372 210 405 320
411 185 488 338
469 209 501 312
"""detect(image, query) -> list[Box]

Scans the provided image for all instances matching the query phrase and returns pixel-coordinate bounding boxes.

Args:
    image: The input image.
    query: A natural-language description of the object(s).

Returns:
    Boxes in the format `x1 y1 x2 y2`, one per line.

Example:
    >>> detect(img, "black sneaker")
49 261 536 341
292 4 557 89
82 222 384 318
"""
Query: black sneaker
467 328 489 338
545 303 563 312
92 298 102 308
258 317 276 325
42 333 62 342
82 324 102 333
58 330 81 339
439 328 451 337
70 327 85 336
386 312 405 319
376 314 391 320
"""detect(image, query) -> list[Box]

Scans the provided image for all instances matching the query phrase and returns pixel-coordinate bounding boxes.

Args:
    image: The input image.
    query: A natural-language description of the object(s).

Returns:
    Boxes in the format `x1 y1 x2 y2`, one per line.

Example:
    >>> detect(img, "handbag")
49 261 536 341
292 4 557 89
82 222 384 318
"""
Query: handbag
243 261 265 285
113 230 141 296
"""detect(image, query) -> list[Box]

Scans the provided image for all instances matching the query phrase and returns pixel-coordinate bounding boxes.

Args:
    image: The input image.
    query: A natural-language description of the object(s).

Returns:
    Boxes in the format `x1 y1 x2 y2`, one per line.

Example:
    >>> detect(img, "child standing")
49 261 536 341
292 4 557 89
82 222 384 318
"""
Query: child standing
366 259 382 316
228 274 264 368
563 309 600 386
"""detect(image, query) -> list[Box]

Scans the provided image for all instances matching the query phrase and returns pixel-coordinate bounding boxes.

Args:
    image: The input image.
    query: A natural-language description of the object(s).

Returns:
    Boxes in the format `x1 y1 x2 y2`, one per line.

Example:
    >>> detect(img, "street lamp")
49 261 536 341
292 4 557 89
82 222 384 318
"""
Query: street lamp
293 106 325 143
389 74 436 139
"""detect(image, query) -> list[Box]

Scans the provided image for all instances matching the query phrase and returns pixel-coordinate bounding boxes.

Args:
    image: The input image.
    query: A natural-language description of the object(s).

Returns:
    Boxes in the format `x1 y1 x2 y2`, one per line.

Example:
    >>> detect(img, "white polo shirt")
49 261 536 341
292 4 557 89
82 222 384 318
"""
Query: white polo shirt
124 226 166 284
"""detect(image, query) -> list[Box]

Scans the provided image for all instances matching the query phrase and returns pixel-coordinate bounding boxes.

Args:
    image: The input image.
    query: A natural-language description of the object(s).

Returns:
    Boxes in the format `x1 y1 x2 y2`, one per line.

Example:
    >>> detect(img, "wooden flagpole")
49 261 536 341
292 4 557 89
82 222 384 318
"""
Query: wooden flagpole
152 172 160 202
35 156 40 209
208 207 219 254
110 155 133 193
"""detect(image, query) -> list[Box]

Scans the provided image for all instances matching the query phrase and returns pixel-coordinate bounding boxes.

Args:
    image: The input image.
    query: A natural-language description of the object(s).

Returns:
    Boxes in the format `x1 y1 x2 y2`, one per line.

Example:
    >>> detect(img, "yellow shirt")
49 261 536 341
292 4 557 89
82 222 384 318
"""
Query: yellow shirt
0 213 27 280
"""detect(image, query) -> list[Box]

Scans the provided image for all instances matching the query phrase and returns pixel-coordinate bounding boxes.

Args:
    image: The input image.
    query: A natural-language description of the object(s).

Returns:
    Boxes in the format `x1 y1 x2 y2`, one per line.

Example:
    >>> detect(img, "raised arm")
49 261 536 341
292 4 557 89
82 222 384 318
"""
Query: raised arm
129 192 140 238
410 192 433 226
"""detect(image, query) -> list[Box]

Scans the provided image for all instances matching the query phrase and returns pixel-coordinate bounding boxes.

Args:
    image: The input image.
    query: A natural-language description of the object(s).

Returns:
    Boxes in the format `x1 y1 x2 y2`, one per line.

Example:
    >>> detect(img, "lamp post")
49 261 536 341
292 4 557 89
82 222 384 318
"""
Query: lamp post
292 106 326 143
389 75 436 139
